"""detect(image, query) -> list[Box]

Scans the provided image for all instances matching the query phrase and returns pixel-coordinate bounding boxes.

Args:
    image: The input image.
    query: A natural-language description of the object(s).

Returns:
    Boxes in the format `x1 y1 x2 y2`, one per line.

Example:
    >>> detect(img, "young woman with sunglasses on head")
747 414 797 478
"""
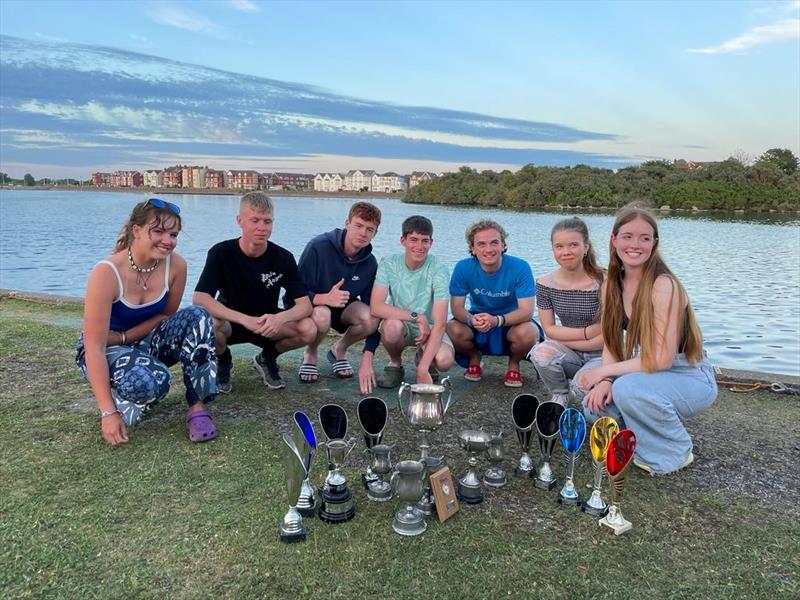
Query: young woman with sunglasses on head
572 204 717 475
76 199 218 446
528 217 604 405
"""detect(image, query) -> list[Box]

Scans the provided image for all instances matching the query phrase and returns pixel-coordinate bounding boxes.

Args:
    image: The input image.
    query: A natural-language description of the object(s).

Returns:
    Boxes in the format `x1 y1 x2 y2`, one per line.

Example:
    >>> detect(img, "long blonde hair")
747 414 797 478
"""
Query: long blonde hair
602 205 703 370
114 201 182 253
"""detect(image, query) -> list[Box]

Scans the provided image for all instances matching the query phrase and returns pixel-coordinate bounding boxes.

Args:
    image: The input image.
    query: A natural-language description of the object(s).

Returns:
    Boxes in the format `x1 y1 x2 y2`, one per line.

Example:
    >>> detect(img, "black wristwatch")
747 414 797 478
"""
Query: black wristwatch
409 311 419 322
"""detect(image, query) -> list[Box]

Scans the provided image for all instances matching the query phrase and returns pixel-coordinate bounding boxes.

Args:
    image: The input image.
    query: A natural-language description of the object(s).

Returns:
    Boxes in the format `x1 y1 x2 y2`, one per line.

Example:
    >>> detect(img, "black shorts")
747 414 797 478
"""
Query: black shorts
328 306 349 335
228 321 275 352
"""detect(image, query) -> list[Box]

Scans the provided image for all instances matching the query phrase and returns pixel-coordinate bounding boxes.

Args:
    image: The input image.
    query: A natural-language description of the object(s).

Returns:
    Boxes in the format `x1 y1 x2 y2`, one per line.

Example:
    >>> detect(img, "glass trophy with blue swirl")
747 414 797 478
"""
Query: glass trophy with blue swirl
318 403 357 523
581 416 619 517
599 428 637 535
534 401 565 490
278 432 307 543
291 411 318 518
556 408 586 506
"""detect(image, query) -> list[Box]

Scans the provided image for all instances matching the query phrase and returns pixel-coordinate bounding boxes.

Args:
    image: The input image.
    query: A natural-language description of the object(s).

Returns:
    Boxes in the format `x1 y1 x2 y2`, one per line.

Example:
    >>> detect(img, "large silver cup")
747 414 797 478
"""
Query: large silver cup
357 396 389 490
483 432 507 488
557 408 586 506
291 411 317 518
534 401 565 491
391 460 427 536
278 433 307 543
511 393 539 477
398 377 452 515
456 429 492 504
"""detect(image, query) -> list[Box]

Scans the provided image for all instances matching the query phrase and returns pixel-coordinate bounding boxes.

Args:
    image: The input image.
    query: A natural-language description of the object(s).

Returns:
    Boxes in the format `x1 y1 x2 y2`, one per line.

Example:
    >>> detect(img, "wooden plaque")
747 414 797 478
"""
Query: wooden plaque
430 466 459 523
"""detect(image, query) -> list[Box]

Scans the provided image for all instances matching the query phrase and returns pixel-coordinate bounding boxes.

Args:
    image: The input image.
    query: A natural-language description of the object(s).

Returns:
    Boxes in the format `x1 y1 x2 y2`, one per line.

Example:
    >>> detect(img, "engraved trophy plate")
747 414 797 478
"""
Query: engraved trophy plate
599 428 637 535
581 416 619 517
534 401 565 491
511 393 539 478
557 408 586 506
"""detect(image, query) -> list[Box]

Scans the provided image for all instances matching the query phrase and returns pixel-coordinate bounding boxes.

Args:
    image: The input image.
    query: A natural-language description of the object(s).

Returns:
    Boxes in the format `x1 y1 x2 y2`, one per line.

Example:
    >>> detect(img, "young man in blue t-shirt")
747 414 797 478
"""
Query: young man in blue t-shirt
447 219 541 388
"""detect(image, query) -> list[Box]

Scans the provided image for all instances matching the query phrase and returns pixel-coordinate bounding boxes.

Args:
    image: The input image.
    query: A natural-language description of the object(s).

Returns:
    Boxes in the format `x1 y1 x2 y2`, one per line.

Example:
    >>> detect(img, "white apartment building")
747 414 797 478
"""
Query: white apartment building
371 172 408 193
143 170 161 187
314 173 343 192
342 170 376 192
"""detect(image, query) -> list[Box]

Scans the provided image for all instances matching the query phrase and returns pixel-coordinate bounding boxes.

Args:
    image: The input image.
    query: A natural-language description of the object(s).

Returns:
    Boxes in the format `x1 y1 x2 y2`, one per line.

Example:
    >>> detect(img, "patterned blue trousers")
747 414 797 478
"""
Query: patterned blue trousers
76 305 218 426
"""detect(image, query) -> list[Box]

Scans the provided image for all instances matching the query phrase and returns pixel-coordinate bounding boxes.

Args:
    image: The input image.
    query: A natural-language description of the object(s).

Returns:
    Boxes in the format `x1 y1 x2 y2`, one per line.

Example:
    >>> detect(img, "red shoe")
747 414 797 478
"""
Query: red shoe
464 363 483 382
504 369 523 388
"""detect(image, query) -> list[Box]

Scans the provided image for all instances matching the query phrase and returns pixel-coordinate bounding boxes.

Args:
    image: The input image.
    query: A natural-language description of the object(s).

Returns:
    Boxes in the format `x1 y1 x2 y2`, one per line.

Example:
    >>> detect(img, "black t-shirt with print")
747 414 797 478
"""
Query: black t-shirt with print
195 238 308 316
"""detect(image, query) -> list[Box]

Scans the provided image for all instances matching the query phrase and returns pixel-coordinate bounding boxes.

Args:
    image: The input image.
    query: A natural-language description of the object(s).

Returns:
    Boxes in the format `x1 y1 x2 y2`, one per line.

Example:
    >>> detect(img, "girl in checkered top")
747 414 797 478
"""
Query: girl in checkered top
528 217 604 405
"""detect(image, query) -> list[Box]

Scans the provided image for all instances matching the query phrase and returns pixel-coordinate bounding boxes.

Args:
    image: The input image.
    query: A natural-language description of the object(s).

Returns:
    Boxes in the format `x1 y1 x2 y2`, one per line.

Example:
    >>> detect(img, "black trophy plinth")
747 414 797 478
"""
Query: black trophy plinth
318 483 356 523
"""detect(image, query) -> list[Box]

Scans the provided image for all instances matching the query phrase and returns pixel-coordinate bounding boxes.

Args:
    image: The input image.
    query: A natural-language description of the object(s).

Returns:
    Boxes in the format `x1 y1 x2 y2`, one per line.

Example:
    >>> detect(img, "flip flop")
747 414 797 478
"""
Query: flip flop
298 363 320 384
186 410 218 443
326 349 354 379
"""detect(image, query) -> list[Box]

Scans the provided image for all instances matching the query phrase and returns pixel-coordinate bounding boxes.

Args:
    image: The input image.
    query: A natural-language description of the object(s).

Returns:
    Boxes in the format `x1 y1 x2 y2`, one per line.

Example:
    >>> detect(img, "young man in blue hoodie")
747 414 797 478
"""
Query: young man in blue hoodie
296 202 382 384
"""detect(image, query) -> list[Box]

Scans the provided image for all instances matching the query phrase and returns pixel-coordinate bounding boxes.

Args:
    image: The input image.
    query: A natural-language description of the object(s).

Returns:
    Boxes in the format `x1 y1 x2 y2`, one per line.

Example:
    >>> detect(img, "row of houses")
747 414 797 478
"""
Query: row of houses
91 165 439 192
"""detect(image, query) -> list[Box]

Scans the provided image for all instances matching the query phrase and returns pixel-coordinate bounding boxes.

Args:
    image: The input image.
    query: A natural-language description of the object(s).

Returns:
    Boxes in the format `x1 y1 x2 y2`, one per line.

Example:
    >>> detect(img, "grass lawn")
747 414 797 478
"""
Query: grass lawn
1 297 798 599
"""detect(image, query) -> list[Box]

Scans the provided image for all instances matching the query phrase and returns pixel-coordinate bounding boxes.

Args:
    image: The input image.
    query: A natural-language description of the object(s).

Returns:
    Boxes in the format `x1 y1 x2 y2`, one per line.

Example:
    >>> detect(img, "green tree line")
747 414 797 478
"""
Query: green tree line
404 148 800 211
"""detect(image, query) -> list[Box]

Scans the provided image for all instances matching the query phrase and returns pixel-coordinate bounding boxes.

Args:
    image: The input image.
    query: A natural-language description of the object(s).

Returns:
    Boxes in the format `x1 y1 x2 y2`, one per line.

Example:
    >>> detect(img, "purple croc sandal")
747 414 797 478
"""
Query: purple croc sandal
186 410 218 443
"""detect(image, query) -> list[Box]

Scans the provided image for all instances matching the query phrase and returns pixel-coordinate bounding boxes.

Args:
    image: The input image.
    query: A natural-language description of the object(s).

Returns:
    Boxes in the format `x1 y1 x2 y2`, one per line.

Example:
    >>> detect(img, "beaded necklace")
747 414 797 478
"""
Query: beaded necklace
128 248 161 290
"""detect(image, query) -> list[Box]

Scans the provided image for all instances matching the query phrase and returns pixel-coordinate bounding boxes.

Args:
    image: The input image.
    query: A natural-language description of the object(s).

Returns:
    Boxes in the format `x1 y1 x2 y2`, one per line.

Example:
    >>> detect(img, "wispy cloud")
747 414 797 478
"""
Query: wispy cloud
688 18 800 54
228 0 260 12
144 4 218 34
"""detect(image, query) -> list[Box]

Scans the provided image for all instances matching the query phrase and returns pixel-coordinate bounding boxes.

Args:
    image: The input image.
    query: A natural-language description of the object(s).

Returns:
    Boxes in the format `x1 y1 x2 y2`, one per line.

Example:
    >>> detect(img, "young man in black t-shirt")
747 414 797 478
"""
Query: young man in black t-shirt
193 192 315 391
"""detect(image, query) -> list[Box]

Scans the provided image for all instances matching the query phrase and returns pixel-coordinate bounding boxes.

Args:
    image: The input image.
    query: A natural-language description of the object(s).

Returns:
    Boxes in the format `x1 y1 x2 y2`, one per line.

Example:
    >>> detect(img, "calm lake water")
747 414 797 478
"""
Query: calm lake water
2 190 799 377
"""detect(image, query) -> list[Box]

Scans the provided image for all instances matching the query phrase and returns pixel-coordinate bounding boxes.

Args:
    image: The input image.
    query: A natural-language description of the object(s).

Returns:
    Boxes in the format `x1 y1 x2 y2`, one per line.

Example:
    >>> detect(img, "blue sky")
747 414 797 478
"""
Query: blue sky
0 0 798 178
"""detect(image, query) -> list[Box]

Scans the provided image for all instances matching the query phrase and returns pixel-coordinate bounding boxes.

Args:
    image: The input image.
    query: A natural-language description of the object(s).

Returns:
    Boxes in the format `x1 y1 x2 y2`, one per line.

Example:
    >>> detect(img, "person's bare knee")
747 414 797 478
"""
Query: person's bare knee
380 319 406 345
213 318 232 354
311 306 332 332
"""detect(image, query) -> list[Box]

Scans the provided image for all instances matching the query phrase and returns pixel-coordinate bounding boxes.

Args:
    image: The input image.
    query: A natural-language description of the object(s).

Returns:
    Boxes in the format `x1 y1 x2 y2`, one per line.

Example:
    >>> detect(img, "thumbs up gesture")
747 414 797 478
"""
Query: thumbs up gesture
326 278 350 308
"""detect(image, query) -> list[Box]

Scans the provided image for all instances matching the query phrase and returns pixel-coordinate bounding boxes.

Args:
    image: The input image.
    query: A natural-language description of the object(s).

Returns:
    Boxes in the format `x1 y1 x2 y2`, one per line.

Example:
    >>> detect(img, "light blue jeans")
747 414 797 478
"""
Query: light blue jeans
571 355 717 475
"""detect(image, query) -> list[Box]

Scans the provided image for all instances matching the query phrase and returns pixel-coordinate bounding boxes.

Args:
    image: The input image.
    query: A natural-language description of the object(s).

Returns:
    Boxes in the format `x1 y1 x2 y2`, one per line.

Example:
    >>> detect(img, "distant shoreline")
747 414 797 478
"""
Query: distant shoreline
0 185 405 200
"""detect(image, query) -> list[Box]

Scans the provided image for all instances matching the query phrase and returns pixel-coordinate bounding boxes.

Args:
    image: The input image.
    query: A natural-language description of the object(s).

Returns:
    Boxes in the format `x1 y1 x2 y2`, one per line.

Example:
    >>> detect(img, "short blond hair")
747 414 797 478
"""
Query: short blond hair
240 191 274 213
465 219 507 251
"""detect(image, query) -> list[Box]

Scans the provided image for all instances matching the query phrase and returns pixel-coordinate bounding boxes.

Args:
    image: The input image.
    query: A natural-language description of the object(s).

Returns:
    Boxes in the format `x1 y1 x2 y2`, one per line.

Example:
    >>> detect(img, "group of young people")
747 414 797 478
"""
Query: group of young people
78 192 717 476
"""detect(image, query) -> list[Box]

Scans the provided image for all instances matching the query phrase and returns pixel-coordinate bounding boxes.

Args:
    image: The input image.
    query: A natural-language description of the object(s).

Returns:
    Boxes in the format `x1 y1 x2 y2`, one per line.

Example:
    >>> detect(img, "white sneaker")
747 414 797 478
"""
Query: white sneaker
551 393 568 406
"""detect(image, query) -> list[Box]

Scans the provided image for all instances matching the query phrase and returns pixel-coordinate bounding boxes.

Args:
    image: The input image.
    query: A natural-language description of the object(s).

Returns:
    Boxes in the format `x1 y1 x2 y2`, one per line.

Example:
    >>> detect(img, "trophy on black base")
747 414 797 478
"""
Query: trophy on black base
557 408 586 506
599 428 637 535
398 378 453 515
278 433 307 543
582 416 619 517
291 411 318 518
318 404 357 523
534 401 565 491
511 393 539 477
391 460 427 536
357 396 389 491
456 429 492 503
483 432 507 488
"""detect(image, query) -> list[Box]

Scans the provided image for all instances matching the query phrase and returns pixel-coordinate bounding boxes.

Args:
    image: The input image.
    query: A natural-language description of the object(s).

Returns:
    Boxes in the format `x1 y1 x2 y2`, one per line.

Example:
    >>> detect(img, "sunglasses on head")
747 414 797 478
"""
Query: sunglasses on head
146 197 181 215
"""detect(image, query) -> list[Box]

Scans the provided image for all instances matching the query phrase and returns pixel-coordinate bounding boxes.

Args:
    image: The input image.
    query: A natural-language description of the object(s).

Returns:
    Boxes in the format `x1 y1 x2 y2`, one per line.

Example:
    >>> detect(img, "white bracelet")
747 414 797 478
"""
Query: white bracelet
101 409 121 419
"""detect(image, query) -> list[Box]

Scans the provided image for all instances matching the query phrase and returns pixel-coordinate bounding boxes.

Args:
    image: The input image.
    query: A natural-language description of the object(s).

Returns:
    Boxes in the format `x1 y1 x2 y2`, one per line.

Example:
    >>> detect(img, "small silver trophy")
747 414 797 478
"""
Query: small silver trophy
357 396 389 491
318 404 357 523
511 393 539 477
534 401 565 491
483 432 507 488
391 460 427 536
398 378 453 515
366 443 395 502
456 429 492 503
291 411 317 518
278 433 307 543
582 416 619 517
557 408 586 506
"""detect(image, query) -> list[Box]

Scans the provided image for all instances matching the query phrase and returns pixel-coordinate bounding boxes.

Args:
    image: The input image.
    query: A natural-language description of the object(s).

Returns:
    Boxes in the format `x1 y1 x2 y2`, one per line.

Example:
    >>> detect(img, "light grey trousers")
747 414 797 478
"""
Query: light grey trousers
528 340 600 395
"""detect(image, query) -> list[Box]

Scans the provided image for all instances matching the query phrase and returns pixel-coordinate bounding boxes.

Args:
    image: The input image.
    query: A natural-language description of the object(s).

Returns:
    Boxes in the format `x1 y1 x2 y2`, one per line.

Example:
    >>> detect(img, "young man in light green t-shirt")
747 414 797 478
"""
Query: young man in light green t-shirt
360 215 454 392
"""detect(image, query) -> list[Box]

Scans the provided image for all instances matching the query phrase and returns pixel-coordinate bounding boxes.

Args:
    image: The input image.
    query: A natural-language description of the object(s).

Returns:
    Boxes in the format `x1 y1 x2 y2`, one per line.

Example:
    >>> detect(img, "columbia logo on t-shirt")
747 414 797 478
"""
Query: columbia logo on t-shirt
261 272 284 288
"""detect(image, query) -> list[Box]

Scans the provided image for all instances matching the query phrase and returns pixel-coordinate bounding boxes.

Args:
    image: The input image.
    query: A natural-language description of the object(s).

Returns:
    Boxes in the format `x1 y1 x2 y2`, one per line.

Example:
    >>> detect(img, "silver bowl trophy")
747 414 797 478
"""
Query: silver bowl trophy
278 433 308 543
534 401 565 491
318 404 357 523
398 377 453 515
511 393 539 477
599 428 637 535
581 416 619 517
456 429 493 503
357 396 389 493
556 408 586 506
366 443 396 501
391 460 428 536
291 411 318 518
483 432 507 488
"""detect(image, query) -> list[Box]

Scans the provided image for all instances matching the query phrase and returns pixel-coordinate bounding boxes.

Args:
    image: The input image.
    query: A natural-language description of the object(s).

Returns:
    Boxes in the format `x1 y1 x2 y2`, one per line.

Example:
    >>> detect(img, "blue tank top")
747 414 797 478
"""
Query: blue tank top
99 255 170 332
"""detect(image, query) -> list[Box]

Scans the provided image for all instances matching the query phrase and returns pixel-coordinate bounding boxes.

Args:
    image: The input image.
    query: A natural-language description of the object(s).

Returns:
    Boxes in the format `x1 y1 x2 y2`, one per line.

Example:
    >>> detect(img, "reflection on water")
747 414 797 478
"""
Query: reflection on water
2 190 799 376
